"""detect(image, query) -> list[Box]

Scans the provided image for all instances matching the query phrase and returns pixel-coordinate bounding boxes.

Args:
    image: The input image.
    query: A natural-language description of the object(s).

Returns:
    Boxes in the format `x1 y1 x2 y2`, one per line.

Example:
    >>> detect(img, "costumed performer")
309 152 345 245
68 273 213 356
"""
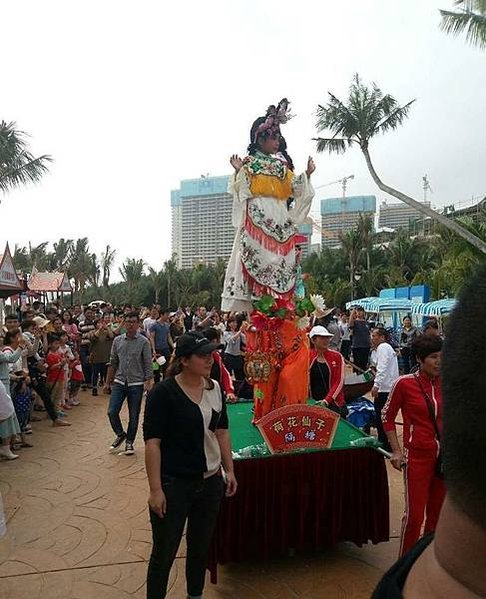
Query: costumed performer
221 99 315 313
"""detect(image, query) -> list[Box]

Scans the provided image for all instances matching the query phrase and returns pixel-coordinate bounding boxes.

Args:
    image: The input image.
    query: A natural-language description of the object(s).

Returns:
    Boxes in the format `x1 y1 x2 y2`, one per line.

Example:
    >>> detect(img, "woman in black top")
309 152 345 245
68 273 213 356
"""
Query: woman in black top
143 332 237 599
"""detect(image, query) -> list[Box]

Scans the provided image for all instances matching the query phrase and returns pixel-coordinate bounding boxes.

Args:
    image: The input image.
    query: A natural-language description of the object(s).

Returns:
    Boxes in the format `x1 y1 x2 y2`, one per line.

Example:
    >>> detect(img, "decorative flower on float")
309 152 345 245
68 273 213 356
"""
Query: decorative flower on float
251 292 329 331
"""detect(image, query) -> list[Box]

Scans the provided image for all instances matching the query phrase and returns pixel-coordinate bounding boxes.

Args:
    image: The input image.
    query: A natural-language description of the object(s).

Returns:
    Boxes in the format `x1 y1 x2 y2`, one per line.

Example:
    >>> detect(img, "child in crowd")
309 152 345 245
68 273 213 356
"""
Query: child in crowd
45 335 68 418
58 331 74 411
69 351 84 406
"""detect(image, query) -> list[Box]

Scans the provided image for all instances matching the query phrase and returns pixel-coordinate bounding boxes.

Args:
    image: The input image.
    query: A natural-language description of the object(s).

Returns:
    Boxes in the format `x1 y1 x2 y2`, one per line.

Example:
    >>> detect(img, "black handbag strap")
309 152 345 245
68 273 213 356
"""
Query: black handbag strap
414 373 441 442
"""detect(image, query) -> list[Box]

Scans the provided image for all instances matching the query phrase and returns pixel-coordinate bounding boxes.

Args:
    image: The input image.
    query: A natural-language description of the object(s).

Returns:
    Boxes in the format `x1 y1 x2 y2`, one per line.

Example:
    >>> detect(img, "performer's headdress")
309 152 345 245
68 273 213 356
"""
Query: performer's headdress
252 98 294 144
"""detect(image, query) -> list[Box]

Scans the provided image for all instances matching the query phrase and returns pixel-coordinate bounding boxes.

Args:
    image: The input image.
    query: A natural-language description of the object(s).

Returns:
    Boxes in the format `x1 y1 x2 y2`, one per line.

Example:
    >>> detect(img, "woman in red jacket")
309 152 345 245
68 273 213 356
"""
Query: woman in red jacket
382 335 445 557
309 326 346 416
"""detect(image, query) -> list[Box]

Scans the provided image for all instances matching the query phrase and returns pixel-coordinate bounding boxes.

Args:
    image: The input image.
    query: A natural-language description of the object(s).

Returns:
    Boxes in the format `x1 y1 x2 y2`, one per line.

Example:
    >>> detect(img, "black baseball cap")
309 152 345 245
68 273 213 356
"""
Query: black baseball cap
175 332 222 358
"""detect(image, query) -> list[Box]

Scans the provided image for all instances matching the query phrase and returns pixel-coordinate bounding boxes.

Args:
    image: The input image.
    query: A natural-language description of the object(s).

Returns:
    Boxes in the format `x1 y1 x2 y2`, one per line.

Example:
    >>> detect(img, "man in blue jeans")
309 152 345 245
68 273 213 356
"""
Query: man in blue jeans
104 312 154 455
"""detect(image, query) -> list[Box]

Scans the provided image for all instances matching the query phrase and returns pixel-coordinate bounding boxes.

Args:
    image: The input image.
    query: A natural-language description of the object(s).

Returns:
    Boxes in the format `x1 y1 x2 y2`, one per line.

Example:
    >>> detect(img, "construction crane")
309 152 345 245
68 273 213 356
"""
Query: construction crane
311 174 356 241
422 174 433 202
315 174 355 193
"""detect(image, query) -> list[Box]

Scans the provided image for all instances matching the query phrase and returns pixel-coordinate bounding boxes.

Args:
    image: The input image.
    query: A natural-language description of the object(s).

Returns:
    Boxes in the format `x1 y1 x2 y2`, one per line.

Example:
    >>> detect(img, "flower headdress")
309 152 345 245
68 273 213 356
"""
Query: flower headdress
253 98 294 144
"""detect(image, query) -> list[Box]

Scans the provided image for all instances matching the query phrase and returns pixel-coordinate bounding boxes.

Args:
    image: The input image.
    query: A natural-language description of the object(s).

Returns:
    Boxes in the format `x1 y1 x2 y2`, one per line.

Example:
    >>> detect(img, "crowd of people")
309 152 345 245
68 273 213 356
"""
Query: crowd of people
0 302 251 459
0 293 468 599
0 298 443 461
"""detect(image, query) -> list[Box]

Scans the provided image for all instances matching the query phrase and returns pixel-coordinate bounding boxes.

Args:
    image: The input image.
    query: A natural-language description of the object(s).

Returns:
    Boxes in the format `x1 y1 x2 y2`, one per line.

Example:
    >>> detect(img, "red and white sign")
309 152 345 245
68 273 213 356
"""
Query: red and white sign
257 404 340 454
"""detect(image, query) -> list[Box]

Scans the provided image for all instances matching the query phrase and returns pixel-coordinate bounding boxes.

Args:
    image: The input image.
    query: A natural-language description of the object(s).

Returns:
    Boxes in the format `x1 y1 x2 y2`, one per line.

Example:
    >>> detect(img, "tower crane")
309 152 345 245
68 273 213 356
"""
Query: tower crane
310 174 356 242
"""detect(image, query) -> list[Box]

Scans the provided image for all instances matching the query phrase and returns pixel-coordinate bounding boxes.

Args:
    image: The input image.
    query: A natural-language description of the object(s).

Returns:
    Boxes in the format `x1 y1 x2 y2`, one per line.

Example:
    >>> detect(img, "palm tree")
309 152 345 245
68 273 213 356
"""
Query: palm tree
49 238 74 271
148 267 166 305
12 245 30 274
0 121 52 195
69 238 92 301
359 267 385 297
87 254 100 289
28 242 49 271
314 75 486 254
339 228 363 300
100 244 117 289
357 213 374 272
440 1 486 49
120 258 146 305
163 257 178 308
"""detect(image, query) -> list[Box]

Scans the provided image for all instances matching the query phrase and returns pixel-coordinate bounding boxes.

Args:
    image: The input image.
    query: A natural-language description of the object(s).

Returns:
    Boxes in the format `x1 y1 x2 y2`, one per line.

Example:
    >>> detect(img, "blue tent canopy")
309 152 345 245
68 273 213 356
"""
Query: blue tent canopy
345 297 413 312
410 299 456 317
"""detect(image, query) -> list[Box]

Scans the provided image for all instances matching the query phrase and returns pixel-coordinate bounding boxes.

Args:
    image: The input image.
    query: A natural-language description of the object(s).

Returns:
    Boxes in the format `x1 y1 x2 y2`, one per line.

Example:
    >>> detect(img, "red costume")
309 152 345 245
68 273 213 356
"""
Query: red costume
309 349 345 407
382 373 446 556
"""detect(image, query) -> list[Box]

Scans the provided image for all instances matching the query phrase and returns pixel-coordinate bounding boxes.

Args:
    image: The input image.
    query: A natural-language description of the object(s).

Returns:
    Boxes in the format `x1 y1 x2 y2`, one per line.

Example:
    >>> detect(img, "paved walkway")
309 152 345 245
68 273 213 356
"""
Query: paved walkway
0 392 403 598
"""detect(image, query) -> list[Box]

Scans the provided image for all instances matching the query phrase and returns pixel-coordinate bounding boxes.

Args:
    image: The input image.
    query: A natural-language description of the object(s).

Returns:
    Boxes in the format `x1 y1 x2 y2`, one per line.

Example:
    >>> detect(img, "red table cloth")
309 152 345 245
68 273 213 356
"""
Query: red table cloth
208 447 389 581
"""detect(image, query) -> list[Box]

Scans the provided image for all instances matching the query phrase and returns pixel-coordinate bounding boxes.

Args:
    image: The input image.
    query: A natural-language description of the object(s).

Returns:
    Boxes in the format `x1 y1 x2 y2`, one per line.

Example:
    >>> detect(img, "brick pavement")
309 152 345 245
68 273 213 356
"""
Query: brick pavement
0 392 403 598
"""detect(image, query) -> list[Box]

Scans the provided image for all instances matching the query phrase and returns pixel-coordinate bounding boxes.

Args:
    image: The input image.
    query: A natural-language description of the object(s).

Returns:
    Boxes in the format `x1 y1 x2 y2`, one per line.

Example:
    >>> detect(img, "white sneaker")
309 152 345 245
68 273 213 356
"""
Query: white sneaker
0 447 19 460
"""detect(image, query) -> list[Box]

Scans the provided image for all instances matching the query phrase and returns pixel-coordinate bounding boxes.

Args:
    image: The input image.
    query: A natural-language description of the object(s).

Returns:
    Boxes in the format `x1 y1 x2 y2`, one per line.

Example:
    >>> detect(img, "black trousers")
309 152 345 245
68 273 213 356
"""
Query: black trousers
375 393 392 452
340 339 351 361
352 347 370 373
80 345 92 387
30 375 58 422
147 474 224 599
223 353 244 381
401 347 416 375
154 348 172 383
91 362 107 387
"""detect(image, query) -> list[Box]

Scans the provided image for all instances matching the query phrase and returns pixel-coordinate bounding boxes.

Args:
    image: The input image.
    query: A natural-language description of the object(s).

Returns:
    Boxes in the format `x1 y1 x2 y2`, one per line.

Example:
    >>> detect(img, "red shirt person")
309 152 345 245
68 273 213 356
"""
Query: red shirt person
382 335 445 557
309 325 345 412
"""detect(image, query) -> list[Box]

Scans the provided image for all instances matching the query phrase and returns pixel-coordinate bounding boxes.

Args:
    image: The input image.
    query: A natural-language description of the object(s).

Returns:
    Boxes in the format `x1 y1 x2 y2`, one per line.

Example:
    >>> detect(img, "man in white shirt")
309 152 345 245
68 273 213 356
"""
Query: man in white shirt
370 327 399 452
143 306 160 336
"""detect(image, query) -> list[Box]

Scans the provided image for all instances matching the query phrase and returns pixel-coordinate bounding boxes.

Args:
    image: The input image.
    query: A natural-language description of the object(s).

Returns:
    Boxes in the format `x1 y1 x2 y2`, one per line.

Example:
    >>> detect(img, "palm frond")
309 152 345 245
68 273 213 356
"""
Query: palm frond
373 100 416 135
440 4 486 49
316 93 360 141
0 154 52 192
0 121 52 193
313 137 353 155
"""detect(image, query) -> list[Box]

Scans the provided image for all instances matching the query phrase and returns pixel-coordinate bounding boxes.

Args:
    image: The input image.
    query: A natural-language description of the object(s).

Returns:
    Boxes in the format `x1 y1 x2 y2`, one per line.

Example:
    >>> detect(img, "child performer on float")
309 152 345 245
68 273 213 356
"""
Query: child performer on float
221 99 315 313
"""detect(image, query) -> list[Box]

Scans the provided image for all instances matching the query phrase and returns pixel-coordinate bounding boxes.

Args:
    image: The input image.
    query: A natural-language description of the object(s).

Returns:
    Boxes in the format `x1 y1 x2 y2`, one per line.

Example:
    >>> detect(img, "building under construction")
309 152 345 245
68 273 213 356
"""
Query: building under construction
409 196 486 237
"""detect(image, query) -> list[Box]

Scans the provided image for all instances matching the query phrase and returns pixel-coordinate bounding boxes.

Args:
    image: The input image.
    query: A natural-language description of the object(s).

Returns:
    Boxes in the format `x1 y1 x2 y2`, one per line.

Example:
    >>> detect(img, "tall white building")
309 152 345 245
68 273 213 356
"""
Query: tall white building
378 200 431 231
171 175 234 269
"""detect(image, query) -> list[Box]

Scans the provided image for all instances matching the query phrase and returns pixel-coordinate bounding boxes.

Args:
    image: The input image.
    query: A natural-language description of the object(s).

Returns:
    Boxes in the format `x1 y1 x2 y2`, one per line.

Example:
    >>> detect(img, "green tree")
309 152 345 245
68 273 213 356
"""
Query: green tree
48 238 74 271
357 213 374 272
440 0 486 49
148 267 166 305
314 74 486 254
339 228 364 300
28 242 50 271
69 238 93 301
0 121 52 195
120 258 146 305
163 257 178 308
100 244 117 289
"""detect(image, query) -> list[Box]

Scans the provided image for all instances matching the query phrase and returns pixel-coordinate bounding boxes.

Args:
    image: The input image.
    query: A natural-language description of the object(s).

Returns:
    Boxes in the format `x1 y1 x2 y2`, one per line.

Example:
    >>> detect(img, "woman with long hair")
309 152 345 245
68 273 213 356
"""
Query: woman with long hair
382 335 445 557
221 99 315 313
143 331 237 599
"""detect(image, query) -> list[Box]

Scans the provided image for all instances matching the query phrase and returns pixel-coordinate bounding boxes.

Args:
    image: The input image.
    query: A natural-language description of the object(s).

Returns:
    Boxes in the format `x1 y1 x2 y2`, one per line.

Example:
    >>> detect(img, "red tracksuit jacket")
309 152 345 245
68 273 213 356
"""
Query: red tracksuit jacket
382 373 442 452
309 349 345 407
212 351 235 396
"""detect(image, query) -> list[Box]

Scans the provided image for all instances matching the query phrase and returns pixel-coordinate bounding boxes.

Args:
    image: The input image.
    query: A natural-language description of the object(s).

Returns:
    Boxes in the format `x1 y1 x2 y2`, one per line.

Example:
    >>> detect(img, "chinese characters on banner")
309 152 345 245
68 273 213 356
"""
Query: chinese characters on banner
257 404 340 454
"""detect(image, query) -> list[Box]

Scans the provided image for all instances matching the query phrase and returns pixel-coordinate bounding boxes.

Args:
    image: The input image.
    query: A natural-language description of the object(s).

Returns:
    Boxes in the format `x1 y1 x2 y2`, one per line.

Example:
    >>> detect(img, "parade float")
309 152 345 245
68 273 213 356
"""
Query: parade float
208 100 389 580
